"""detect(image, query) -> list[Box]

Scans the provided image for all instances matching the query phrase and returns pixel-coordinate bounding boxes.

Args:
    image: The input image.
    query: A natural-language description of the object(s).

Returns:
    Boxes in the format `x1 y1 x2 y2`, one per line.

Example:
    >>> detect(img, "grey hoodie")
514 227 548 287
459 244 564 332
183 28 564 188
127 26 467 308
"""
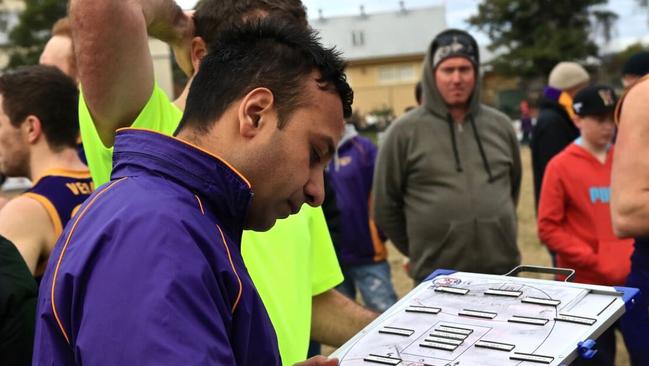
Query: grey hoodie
373 34 522 282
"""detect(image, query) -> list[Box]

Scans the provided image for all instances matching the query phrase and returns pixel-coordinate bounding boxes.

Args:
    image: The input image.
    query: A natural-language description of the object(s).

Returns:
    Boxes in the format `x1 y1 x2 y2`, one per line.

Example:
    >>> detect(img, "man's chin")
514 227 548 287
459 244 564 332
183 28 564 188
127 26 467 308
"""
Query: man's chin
244 217 278 232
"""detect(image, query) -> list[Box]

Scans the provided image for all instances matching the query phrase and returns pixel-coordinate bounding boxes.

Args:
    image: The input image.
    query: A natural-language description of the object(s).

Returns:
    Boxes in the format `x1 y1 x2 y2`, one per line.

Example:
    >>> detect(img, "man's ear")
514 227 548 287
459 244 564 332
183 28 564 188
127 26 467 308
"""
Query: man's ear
190 37 207 74
238 88 275 139
22 116 42 145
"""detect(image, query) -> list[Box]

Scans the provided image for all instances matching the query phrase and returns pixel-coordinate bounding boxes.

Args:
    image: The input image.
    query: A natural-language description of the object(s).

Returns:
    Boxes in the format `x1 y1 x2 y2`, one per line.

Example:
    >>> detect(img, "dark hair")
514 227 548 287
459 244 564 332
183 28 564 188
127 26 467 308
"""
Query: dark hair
622 52 649 77
415 81 422 105
194 0 307 46
0 65 79 150
177 18 353 134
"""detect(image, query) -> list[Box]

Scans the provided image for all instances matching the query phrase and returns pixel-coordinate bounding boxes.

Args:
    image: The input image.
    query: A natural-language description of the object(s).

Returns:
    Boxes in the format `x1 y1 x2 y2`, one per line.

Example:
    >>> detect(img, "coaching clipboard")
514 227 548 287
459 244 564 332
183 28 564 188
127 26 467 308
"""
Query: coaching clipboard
330 266 639 366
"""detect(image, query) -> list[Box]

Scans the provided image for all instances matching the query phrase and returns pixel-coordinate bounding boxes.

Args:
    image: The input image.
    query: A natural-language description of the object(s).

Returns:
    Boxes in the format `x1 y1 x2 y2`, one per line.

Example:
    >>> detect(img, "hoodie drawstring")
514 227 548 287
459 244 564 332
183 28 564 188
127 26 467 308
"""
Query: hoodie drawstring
447 114 463 172
469 116 495 183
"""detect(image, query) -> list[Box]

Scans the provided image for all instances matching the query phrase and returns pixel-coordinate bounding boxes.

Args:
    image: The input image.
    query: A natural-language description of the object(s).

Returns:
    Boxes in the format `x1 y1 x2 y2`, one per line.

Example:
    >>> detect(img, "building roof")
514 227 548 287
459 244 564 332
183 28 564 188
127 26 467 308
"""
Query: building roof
310 5 447 62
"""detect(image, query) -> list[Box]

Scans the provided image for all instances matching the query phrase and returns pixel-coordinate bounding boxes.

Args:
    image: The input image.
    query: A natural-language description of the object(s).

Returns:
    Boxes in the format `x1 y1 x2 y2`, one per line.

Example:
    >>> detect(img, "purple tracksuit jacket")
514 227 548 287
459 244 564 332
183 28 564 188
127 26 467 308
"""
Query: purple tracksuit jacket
33 129 280 365
327 133 386 267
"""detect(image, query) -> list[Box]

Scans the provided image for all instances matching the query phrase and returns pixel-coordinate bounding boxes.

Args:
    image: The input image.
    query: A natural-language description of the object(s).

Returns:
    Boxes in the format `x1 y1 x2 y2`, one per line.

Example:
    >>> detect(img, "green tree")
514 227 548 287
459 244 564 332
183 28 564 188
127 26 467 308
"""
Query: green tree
468 0 617 80
3 0 67 69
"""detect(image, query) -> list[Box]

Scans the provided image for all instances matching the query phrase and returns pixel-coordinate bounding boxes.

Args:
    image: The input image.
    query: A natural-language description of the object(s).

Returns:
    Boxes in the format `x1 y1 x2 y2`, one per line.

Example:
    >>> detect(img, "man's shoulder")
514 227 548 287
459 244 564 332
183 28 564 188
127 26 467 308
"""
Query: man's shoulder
353 134 375 147
59 178 212 269
536 104 568 126
0 195 51 229
545 145 575 172
478 104 512 124
0 195 51 252
384 107 436 138
350 135 377 154
82 176 202 230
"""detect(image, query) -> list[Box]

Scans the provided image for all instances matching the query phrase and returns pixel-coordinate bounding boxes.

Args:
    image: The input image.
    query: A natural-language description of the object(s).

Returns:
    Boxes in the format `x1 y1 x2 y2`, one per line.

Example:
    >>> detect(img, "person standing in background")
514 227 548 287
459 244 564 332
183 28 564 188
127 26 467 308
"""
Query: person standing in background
374 29 521 283
519 99 532 145
0 65 92 281
531 61 589 209
325 121 398 312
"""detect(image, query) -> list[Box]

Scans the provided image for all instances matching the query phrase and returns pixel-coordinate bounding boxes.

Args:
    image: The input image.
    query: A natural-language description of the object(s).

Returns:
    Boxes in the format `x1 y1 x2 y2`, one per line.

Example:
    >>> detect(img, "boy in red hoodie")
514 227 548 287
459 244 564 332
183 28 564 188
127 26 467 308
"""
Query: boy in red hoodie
538 85 633 366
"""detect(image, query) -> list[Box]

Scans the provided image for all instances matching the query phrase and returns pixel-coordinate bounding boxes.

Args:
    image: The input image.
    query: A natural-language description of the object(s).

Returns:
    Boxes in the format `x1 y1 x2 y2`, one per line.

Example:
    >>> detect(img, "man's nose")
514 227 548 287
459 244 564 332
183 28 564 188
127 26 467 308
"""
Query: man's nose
304 169 325 207
451 70 462 83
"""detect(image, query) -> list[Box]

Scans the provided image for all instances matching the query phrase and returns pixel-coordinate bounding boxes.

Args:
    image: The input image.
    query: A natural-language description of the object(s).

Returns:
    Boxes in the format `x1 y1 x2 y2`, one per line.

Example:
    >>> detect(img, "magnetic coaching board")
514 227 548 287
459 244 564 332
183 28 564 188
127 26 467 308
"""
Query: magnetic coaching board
331 268 639 366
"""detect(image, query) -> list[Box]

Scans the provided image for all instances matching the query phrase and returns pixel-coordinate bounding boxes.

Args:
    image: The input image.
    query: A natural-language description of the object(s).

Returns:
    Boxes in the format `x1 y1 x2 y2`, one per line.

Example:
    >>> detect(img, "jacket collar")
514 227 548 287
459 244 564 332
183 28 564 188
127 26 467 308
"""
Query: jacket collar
111 128 253 232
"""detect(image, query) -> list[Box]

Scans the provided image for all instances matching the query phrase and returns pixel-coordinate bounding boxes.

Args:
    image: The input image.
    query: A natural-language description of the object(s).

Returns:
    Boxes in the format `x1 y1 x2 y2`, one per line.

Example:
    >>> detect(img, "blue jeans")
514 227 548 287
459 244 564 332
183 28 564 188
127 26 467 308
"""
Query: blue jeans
336 261 398 312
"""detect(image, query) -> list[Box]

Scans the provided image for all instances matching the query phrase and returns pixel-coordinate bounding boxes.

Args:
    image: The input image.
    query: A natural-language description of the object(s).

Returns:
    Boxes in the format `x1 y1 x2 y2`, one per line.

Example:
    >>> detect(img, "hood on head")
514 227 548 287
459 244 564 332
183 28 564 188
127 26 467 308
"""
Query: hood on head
421 28 481 119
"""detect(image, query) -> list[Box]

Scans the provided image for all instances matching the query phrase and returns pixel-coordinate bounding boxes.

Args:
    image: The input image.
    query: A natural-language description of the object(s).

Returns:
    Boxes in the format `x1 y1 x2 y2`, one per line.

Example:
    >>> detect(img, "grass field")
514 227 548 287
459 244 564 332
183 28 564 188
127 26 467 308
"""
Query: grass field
377 146 630 365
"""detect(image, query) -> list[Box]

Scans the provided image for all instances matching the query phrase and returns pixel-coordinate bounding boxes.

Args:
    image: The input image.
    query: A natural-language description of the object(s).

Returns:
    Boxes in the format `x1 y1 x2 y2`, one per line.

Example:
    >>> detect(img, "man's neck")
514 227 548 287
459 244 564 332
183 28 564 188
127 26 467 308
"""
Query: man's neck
173 76 194 111
449 106 469 123
29 146 87 181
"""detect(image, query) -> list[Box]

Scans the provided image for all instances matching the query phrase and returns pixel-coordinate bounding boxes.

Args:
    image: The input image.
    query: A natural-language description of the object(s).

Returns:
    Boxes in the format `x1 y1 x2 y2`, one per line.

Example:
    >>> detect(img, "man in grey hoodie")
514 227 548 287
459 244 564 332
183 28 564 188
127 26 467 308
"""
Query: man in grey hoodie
373 29 522 283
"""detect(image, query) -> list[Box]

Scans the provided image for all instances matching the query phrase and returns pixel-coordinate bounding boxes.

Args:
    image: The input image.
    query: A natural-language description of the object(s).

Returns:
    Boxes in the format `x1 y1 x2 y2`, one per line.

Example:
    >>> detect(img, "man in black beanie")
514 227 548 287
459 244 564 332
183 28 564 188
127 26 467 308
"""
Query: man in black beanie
622 51 649 90
373 29 522 283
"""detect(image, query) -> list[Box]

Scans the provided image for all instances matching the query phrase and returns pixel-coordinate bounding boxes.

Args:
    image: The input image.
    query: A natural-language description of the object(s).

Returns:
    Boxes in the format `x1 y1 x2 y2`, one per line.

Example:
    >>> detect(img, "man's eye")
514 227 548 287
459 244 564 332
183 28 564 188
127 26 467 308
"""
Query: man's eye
310 147 321 164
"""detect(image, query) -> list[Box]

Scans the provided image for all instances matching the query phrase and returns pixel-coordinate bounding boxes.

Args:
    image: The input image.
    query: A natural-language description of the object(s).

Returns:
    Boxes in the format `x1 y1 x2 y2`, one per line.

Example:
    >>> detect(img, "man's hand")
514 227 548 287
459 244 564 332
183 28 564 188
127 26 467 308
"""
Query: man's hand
294 355 338 366
170 11 195 77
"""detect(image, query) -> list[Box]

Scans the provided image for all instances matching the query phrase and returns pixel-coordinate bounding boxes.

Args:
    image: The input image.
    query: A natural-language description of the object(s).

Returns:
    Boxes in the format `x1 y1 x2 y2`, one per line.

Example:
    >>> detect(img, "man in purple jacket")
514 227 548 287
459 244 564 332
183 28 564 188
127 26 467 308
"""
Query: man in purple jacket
325 123 397 312
33 19 352 366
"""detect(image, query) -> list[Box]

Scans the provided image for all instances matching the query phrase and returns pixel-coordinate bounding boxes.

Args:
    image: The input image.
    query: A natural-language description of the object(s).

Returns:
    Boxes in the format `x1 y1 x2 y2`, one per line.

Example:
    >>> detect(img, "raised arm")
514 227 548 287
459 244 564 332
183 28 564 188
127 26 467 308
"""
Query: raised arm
611 79 649 237
69 0 193 147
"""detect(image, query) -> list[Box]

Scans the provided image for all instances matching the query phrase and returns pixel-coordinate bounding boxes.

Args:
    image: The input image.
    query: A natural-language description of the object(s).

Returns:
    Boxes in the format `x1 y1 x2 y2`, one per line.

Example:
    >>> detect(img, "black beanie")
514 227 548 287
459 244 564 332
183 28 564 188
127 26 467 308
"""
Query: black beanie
430 29 479 69
622 52 649 77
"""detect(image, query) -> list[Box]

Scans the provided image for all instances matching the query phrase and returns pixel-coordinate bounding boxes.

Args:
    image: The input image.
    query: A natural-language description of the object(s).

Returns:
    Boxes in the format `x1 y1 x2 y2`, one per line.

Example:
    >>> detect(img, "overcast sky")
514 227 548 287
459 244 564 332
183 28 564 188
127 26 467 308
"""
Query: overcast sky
175 0 649 53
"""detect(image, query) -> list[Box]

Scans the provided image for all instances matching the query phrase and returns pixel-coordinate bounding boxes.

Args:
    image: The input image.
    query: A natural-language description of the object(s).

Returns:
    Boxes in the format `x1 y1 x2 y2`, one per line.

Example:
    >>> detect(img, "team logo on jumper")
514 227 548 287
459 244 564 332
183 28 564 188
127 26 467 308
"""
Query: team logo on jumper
598 89 615 106
589 186 610 203
339 156 352 167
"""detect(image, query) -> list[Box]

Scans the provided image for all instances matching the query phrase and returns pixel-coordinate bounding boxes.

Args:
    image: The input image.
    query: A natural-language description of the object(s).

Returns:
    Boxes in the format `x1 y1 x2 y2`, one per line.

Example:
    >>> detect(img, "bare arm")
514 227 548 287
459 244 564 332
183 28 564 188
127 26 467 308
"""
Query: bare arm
311 289 378 347
611 79 649 237
70 0 193 147
0 197 53 275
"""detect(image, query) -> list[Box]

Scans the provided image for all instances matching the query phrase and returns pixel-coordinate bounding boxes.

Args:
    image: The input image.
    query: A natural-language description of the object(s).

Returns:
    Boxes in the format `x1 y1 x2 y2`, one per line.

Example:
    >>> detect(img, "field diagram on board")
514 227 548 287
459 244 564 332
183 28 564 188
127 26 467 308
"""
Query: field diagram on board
332 271 635 366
